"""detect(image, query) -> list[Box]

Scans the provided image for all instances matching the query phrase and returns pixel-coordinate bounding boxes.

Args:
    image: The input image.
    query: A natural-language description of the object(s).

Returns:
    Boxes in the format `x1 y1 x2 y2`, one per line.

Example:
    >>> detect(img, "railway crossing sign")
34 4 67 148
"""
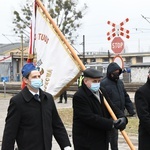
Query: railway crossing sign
107 18 130 41
111 37 124 54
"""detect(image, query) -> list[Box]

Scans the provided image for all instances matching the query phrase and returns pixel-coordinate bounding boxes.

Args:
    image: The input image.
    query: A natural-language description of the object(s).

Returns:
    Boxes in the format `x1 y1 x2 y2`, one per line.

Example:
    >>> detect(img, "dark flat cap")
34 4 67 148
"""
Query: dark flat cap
83 68 103 78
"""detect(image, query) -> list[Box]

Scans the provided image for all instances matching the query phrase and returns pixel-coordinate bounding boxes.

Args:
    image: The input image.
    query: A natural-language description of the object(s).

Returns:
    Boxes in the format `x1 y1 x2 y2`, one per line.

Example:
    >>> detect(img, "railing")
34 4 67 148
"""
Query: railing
0 82 144 97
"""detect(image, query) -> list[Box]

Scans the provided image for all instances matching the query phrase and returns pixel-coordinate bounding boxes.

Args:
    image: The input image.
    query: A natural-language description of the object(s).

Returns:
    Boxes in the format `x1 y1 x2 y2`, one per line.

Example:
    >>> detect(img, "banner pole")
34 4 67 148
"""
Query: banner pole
102 93 135 150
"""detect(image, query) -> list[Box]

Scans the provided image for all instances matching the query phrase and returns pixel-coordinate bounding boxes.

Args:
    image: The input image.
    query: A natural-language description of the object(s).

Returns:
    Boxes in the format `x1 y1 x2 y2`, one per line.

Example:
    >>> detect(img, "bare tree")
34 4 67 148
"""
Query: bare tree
13 0 88 44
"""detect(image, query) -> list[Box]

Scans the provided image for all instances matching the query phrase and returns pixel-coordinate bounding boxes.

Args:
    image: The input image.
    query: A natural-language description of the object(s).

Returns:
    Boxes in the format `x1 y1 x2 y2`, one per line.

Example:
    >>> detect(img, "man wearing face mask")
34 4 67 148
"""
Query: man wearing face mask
135 70 150 150
1 63 71 150
101 62 135 150
72 68 128 150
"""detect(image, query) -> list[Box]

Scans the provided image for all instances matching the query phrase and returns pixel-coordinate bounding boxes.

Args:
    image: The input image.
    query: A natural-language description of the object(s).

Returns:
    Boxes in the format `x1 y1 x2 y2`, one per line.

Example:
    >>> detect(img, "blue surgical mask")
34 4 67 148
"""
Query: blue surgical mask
30 78 42 89
90 83 100 92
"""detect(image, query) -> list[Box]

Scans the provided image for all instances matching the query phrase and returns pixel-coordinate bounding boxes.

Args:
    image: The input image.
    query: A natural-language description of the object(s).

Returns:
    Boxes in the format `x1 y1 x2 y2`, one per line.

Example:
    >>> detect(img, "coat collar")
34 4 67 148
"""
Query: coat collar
21 86 47 102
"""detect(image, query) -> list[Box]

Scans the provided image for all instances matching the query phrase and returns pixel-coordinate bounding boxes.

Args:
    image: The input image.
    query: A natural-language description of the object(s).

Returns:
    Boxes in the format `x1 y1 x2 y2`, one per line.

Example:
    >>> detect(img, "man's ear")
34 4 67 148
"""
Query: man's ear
84 77 90 85
83 77 87 84
23 77 28 84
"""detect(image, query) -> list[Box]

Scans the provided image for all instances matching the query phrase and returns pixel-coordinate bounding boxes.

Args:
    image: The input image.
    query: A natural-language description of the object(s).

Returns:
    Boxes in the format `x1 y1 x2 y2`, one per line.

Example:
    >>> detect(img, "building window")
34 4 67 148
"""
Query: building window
91 58 96 62
103 58 109 62
125 57 131 64
16 59 19 73
83 58 87 64
136 57 142 63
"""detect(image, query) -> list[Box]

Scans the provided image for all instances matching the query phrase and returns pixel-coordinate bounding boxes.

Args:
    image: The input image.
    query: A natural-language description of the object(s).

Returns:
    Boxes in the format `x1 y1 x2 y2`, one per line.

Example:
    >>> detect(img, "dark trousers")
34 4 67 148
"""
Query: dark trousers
109 128 118 150
59 91 67 103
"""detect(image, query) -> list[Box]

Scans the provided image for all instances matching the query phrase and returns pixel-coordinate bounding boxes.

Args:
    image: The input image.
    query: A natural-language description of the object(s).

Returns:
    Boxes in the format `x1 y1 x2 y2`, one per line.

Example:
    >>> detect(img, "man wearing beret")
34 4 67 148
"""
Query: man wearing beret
72 68 128 150
1 63 71 150
101 62 135 150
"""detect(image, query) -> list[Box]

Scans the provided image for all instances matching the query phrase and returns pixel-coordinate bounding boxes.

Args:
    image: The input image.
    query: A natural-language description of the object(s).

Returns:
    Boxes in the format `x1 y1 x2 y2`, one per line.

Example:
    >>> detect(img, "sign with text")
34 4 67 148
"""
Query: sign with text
111 37 124 53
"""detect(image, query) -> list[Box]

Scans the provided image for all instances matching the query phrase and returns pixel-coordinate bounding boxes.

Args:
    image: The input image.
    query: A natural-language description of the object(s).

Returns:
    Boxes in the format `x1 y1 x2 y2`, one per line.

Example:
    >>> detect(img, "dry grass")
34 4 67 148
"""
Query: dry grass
125 117 139 135
58 108 139 135
58 108 73 128
0 93 13 99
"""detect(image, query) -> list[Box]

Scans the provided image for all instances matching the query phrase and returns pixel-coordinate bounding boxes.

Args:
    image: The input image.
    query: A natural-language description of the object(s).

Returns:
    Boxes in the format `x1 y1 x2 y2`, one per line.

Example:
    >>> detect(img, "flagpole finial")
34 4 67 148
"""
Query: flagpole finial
28 54 34 59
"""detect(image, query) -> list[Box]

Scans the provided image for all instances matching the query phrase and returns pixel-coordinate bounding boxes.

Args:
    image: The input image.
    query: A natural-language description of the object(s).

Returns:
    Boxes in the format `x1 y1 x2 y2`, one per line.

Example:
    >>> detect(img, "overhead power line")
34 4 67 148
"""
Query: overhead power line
2 34 15 45
141 14 150 24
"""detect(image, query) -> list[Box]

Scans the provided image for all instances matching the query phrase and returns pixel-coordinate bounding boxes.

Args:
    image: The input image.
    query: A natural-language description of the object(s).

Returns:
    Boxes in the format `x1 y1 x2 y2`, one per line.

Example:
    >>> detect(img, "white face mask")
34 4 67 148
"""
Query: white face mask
90 83 100 92
30 78 42 89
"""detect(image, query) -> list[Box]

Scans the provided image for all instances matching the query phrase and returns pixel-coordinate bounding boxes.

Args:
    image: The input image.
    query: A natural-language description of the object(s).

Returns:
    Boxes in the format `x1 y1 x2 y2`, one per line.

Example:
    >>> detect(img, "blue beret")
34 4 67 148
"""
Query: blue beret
83 68 103 78
22 63 37 77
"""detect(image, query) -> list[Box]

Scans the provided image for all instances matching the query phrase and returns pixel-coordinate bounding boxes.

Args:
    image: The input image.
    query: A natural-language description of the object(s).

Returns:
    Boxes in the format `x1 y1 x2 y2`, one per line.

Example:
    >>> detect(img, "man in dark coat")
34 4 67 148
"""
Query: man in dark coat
101 62 135 150
72 68 128 150
1 63 71 150
135 70 150 150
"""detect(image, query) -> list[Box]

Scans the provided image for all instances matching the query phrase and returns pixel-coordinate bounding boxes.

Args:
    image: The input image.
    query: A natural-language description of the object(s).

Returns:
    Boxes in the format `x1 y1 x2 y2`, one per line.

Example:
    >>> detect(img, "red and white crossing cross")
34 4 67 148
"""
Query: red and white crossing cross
107 18 130 41
119 18 129 26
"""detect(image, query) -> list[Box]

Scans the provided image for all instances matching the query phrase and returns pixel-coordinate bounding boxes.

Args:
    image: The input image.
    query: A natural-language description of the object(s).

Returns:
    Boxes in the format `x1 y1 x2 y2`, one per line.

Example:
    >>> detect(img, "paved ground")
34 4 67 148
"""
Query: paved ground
0 92 138 150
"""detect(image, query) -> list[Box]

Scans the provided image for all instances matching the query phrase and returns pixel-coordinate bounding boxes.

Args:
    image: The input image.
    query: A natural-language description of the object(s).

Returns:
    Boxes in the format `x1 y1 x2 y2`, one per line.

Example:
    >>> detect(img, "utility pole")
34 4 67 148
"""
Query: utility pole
21 34 24 70
108 50 111 63
83 35 85 65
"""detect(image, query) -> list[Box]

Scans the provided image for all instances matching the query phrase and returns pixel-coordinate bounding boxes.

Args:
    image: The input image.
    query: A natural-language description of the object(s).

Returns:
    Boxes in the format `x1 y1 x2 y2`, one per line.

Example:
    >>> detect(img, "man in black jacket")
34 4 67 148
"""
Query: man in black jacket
72 68 128 150
135 70 150 150
101 62 135 150
1 63 71 150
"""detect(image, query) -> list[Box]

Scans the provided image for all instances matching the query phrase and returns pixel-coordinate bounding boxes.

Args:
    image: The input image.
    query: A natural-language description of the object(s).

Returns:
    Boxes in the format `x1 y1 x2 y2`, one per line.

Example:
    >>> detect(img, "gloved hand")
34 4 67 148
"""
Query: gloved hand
113 117 127 131
126 111 136 117
129 111 136 117
128 113 136 117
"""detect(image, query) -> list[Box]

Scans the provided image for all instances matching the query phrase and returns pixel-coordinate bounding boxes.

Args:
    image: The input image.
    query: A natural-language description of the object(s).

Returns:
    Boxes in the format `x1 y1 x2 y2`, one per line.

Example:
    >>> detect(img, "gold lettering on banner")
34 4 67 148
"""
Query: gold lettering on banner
37 33 49 44
44 69 52 91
